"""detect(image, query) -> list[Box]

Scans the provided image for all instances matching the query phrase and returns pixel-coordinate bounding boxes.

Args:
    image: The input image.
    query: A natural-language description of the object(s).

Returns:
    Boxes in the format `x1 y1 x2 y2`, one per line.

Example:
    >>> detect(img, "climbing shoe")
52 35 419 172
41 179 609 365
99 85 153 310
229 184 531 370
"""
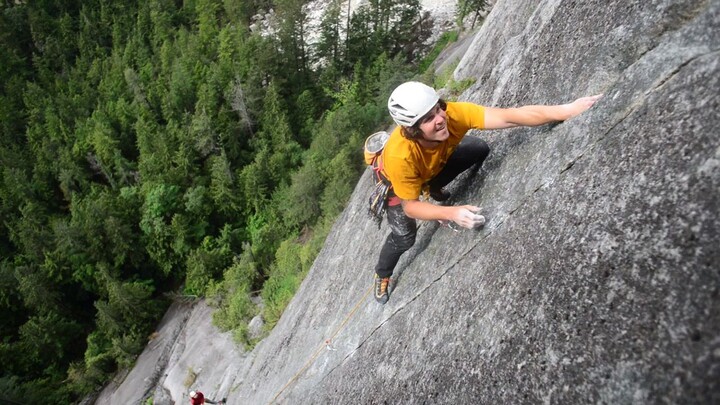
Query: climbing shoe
430 188 451 202
374 274 391 304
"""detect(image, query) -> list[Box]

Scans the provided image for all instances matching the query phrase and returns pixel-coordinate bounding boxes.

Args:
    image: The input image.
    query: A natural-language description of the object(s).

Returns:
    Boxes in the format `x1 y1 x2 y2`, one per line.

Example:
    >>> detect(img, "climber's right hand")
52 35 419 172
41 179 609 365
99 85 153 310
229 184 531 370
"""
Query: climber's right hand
451 205 486 229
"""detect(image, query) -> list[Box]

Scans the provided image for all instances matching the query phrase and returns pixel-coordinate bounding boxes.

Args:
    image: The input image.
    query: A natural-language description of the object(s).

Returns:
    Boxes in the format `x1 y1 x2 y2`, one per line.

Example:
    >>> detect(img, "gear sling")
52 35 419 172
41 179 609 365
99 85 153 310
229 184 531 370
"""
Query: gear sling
364 131 398 228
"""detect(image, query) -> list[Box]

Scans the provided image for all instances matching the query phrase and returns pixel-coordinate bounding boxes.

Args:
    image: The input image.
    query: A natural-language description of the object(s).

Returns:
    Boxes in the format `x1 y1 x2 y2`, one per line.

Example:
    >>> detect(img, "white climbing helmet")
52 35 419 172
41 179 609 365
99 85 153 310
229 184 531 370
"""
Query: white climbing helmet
387 81 439 127
189 390 198 398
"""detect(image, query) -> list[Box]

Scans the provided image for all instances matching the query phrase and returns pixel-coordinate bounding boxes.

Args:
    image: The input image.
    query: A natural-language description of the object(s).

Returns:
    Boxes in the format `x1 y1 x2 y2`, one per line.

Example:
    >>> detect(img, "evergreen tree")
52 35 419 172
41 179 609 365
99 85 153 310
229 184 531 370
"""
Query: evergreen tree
457 0 488 29
316 0 344 67
346 0 431 70
274 0 312 93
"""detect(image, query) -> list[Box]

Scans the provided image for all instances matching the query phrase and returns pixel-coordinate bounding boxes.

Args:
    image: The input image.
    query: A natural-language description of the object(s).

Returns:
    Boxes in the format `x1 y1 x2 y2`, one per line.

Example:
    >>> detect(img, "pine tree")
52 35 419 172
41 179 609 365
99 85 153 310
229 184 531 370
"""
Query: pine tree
457 0 488 29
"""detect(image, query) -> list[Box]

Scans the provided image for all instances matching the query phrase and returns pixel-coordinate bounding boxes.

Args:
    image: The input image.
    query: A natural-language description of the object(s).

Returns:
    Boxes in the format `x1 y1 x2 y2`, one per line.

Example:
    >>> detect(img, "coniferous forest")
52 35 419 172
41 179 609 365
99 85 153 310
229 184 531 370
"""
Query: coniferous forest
0 0 457 402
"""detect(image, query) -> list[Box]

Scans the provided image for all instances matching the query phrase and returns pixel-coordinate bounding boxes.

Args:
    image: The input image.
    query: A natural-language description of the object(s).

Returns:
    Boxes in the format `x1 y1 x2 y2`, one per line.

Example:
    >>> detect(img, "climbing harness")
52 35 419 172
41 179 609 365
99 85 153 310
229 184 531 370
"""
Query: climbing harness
368 154 392 228
364 131 395 228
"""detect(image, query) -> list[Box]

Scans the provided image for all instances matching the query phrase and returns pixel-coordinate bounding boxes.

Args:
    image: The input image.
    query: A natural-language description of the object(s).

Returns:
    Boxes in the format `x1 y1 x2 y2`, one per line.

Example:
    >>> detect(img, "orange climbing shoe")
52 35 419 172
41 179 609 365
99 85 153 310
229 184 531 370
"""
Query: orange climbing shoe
374 274 391 304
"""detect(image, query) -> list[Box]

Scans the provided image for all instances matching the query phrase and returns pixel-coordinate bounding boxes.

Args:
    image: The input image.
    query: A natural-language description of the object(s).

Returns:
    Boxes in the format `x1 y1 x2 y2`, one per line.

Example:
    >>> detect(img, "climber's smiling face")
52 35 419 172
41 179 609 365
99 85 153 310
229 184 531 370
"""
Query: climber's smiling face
418 103 449 145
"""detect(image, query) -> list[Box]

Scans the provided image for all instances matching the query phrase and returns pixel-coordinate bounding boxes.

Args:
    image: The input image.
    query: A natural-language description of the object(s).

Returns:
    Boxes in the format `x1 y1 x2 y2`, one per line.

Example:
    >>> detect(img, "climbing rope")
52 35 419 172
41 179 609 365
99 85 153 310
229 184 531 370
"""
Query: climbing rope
268 283 374 404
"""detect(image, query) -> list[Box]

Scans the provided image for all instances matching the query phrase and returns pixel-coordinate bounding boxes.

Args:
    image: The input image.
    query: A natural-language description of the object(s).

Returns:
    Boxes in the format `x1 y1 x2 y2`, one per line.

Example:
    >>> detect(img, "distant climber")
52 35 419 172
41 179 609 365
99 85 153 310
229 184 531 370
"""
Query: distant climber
189 390 224 404
373 81 600 304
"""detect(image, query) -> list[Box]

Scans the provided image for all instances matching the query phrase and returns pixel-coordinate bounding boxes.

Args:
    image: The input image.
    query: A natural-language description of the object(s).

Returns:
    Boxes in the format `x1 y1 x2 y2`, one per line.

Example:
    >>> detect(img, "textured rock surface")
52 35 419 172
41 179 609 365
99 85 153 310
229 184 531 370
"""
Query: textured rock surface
93 302 194 405
97 0 719 403
93 300 248 405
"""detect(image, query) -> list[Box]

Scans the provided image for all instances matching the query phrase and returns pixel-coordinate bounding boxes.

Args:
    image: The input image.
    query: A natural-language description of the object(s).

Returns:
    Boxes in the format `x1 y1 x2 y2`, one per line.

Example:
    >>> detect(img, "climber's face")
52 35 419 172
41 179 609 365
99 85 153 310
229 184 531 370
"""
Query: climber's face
418 104 449 143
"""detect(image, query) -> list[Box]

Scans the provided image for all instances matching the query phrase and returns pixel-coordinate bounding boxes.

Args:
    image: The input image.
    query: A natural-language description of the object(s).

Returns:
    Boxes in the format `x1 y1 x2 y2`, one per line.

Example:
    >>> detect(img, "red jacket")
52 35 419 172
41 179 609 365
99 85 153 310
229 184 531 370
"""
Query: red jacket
190 392 205 405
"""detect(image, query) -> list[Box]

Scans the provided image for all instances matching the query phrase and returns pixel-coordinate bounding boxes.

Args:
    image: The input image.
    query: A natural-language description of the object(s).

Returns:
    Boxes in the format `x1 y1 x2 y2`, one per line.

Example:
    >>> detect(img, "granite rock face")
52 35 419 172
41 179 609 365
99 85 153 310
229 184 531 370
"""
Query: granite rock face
229 0 719 404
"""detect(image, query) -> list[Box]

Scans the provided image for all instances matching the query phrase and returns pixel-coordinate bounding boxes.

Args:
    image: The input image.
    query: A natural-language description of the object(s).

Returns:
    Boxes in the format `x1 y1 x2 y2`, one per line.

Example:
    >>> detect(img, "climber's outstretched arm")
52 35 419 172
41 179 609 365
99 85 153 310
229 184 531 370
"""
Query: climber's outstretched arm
483 95 602 129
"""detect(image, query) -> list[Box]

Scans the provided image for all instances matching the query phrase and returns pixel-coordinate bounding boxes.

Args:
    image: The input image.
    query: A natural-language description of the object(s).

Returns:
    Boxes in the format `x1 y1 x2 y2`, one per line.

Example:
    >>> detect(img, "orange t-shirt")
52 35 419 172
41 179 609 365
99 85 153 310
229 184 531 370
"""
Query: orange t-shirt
381 102 486 200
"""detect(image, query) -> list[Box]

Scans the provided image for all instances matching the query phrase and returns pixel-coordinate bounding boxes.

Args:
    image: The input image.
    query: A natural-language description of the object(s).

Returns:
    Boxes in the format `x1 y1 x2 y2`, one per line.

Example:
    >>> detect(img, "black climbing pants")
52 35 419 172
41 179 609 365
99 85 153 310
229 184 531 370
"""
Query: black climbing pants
374 136 490 278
